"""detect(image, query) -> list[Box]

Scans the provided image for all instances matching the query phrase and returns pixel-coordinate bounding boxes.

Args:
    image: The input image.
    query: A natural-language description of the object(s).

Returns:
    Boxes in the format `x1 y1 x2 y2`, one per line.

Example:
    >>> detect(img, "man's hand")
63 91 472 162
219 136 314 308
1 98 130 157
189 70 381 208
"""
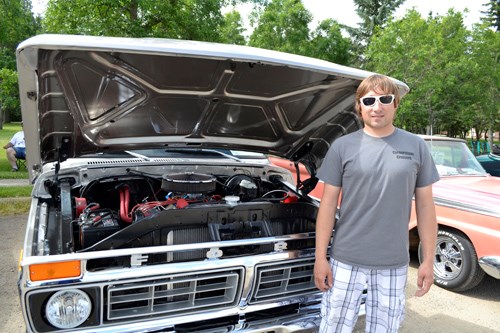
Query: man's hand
415 261 434 297
314 258 333 292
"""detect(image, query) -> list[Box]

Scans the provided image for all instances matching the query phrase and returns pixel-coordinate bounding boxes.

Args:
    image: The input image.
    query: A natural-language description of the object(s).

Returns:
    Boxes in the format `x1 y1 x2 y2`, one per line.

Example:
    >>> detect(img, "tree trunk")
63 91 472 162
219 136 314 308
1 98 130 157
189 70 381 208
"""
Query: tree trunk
488 128 494 153
0 107 4 130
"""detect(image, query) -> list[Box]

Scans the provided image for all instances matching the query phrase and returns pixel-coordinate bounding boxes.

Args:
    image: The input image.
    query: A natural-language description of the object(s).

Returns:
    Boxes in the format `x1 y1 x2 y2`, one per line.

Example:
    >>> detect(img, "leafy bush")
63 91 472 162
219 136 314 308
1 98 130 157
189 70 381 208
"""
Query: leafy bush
0 68 21 122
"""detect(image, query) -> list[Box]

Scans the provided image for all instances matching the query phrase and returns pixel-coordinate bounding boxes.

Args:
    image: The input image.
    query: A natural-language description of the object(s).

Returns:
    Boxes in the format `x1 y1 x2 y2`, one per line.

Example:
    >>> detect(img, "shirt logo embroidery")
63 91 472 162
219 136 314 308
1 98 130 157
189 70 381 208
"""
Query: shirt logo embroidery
393 150 414 160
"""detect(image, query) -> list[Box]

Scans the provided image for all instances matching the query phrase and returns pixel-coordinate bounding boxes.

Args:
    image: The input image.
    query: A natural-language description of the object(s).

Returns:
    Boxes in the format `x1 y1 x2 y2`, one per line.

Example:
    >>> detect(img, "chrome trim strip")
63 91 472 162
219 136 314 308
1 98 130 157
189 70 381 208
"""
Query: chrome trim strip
434 197 500 219
21 233 315 265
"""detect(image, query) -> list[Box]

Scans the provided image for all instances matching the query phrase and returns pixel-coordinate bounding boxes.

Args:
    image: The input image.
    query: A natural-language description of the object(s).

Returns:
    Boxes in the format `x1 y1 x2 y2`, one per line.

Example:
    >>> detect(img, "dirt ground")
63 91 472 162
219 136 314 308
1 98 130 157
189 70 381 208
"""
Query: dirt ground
1 214 499 333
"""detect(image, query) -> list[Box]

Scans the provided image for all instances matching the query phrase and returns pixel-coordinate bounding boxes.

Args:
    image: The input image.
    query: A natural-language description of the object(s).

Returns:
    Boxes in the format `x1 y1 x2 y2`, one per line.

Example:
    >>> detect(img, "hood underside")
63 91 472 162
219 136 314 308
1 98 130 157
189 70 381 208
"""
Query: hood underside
17 35 409 173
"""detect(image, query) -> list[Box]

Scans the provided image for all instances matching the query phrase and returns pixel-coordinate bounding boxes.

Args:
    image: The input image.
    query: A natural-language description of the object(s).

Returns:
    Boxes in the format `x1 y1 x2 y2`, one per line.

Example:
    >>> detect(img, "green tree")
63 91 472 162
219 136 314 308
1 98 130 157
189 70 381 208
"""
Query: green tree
248 0 352 64
0 0 40 70
43 0 248 41
468 23 500 147
0 68 20 124
366 9 473 136
248 0 312 54
306 19 352 65
220 9 247 45
0 0 40 128
481 0 500 31
347 0 406 67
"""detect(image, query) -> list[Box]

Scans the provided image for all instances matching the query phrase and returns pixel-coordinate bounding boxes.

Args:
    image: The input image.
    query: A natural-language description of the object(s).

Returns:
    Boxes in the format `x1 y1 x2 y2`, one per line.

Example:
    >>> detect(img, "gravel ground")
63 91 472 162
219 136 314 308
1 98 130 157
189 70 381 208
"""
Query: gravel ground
0 178 31 187
354 259 500 332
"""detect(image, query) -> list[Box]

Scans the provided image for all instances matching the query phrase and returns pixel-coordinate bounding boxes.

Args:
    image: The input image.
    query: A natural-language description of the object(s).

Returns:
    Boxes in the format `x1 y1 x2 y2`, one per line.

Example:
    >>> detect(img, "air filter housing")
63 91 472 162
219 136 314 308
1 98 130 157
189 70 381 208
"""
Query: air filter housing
161 172 216 193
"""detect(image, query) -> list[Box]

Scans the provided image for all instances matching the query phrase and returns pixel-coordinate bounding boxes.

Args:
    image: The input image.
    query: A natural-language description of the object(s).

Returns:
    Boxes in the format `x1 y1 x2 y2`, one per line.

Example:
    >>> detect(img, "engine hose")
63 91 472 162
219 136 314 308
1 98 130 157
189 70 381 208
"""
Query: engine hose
119 186 132 223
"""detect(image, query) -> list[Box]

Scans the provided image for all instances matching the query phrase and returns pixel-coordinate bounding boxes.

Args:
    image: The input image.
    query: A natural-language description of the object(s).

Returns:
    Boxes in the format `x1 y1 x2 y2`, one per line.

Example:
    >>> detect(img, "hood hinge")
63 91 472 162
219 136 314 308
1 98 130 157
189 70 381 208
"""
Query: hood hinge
58 136 72 163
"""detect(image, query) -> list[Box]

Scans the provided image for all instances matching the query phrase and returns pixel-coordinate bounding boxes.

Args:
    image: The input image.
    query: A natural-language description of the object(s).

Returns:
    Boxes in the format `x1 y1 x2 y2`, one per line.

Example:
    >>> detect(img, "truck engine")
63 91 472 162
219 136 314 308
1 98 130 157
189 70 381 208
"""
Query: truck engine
33 165 318 269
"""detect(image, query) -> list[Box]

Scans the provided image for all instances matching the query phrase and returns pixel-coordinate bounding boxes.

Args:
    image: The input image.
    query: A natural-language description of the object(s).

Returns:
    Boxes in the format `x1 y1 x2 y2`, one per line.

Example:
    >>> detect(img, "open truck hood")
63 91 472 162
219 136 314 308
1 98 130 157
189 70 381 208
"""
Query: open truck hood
17 34 409 179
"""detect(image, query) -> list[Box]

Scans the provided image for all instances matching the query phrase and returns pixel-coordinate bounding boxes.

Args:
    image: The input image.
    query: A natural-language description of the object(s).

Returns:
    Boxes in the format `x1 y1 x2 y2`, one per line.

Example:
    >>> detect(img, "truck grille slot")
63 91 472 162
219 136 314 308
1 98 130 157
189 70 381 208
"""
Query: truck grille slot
251 259 316 303
107 269 242 320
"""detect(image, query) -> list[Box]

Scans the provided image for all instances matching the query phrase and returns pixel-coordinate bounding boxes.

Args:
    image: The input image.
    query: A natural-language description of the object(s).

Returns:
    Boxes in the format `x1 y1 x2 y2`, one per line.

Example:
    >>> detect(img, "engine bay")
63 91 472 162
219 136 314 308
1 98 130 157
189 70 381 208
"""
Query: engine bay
34 167 318 261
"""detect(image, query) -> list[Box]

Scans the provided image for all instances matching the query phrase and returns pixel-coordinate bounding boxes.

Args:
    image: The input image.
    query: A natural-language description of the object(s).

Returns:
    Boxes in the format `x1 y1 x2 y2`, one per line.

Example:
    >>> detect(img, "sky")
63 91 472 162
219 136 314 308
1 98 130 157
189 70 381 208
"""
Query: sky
32 0 487 29
232 0 486 31
302 0 486 28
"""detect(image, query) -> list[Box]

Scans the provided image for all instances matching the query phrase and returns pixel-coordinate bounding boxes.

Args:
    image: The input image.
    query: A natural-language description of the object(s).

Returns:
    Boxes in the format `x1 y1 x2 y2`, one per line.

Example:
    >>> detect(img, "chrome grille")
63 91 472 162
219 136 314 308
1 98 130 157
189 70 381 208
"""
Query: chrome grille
251 258 316 303
107 268 243 320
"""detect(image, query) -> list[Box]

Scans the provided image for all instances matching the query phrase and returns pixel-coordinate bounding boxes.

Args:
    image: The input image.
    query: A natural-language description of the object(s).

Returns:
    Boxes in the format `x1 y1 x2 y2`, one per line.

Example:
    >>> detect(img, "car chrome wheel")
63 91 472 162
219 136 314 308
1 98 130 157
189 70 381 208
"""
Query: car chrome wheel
435 235 463 280
418 229 485 292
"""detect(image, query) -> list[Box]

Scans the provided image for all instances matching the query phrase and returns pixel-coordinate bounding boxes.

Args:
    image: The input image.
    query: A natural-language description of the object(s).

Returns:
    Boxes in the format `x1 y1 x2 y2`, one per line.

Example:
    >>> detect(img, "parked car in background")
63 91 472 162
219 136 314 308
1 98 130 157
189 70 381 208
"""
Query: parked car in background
417 136 500 291
476 144 500 176
16 34 410 333
272 136 500 292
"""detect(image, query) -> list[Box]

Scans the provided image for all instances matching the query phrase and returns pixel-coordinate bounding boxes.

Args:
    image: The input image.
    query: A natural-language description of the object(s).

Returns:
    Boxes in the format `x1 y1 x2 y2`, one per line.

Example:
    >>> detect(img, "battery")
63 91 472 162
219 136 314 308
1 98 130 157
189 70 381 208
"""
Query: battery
79 209 120 249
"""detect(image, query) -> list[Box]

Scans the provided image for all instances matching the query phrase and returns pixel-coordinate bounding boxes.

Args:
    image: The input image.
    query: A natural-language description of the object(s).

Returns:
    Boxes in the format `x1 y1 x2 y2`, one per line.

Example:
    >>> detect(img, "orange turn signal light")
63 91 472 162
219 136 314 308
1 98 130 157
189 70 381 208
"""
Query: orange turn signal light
29 261 81 281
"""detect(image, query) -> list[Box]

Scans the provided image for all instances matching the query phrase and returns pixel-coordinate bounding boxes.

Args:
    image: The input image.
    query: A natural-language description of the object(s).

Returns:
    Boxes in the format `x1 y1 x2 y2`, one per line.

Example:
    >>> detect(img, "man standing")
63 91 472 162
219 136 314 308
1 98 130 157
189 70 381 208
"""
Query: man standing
314 74 439 332
3 124 25 172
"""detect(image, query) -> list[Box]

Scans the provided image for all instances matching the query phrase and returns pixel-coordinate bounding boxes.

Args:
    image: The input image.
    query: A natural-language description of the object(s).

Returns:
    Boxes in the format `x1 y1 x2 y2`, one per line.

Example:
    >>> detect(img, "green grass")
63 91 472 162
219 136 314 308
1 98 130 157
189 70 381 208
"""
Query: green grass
0 122 29 179
0 186 32 197
0 198 31 216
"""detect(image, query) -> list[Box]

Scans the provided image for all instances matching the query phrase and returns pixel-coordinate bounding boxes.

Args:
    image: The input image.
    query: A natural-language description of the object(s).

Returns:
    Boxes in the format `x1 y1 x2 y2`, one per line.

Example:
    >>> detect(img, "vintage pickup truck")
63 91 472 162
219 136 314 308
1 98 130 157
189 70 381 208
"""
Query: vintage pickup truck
16 34 409 333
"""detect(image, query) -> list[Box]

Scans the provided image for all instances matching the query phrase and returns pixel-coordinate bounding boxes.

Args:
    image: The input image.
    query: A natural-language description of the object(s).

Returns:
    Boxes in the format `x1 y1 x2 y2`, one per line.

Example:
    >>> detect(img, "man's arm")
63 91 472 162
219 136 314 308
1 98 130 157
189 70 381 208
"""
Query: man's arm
4 133 16 149
314 183 341 291
414 184 437 297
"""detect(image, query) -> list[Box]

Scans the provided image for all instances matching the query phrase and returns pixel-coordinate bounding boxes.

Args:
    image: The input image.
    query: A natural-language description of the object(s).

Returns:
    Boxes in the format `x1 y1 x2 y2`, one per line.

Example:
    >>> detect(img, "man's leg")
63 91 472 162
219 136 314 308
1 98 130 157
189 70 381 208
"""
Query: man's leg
365 266 407 333
319 259 367 333
6 147 18 170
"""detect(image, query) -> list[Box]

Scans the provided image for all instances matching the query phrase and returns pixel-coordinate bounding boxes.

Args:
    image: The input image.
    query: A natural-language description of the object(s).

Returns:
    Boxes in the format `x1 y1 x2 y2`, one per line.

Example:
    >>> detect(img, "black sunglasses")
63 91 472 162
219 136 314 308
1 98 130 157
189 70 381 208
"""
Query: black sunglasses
360 94 395 107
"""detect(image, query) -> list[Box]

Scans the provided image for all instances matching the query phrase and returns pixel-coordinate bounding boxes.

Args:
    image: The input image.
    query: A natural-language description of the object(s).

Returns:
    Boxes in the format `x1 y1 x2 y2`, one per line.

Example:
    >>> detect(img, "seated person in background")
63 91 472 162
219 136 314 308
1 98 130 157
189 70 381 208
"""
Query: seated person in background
3 126 26 172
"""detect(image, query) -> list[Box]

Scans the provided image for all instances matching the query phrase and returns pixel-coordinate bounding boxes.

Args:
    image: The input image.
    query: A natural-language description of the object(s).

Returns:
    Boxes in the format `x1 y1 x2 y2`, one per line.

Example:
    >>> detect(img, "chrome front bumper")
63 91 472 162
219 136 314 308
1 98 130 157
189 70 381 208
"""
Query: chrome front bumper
23 303 324 333
479 256 500 279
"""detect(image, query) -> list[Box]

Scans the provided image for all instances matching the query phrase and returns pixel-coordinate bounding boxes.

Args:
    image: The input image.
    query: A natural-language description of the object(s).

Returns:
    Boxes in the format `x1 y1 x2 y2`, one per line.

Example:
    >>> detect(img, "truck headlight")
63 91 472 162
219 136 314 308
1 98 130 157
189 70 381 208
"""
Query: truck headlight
45 289 92 329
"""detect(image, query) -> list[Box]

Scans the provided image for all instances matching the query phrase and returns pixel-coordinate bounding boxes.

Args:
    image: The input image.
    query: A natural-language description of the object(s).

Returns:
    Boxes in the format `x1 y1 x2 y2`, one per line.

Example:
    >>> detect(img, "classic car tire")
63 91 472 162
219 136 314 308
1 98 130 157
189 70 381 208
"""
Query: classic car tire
418 229 485 292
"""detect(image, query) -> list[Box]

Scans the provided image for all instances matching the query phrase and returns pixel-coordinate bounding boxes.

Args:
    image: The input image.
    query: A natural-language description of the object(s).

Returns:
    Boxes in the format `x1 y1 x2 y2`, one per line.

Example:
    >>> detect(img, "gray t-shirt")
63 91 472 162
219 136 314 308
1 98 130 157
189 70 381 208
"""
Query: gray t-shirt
317 128 440 269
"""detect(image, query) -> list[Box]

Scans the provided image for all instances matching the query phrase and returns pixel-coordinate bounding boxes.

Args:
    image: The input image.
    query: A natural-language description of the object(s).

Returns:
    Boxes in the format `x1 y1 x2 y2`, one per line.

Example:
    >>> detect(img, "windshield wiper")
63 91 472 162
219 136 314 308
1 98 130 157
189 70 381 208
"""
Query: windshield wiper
124 150 152 161
200 149 242 162
164 148 243 162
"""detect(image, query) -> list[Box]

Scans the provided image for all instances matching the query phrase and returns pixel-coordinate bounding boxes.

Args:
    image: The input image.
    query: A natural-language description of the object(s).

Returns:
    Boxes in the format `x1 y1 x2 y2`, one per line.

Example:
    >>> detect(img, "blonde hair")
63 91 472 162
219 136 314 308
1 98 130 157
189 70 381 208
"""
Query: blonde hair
355 74 401 116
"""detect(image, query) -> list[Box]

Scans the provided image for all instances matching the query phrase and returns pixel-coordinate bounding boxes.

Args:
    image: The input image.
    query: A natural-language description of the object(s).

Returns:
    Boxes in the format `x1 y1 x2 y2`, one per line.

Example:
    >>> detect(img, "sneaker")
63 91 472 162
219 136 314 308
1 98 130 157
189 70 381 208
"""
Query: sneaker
11 168 18 172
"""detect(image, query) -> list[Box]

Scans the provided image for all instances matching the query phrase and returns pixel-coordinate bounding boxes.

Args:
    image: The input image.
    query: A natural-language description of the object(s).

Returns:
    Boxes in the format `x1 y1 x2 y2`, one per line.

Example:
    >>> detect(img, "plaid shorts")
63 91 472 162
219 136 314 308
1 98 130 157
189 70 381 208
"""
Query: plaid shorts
319 258 408 333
